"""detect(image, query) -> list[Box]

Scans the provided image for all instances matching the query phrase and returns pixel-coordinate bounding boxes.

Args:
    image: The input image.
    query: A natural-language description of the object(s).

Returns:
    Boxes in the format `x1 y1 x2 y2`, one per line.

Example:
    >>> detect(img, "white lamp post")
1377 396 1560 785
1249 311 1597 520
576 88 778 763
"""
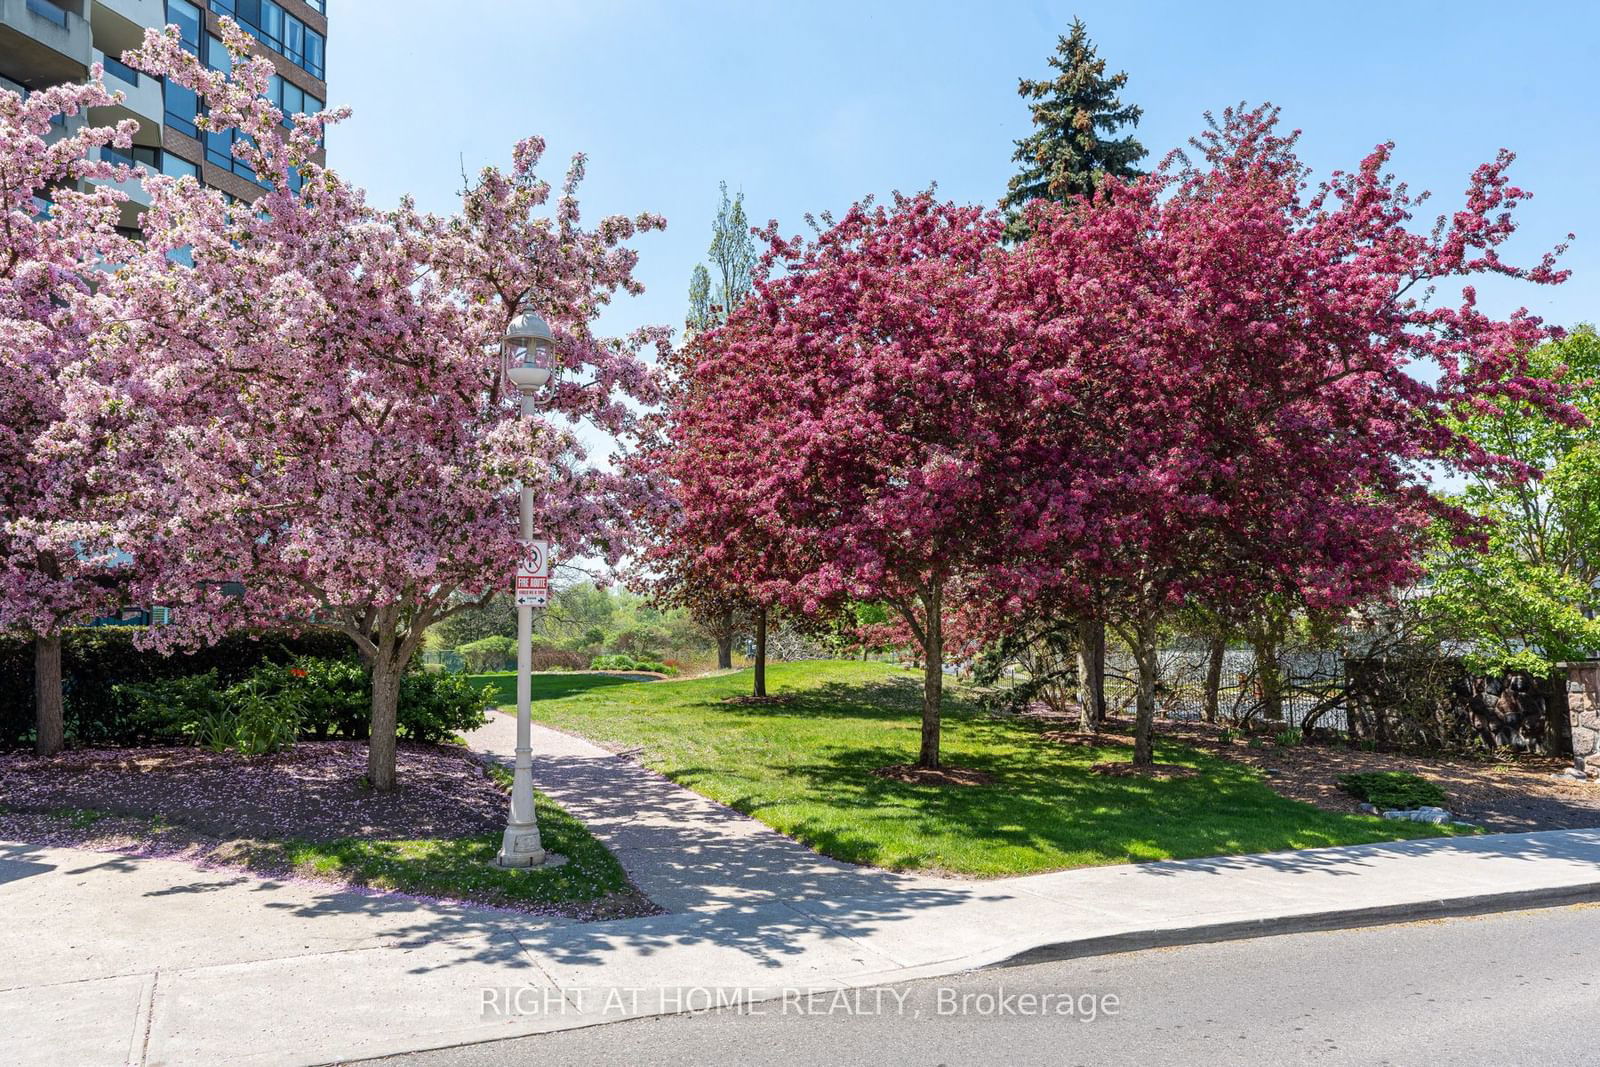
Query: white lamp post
497 304 556 869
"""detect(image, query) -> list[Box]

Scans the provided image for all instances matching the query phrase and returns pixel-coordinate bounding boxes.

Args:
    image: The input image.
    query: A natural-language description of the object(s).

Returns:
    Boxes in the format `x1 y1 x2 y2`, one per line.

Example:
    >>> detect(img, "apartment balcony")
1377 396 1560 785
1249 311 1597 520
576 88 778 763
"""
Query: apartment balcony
91 0 160 34
90 46 160 128
92 143 154 225
0 0 92 87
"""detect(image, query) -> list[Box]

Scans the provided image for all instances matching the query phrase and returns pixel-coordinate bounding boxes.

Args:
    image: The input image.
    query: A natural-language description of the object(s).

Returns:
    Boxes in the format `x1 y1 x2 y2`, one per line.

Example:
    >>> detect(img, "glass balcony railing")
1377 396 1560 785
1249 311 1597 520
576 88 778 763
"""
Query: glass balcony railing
26 0 69 28
102 56 140 86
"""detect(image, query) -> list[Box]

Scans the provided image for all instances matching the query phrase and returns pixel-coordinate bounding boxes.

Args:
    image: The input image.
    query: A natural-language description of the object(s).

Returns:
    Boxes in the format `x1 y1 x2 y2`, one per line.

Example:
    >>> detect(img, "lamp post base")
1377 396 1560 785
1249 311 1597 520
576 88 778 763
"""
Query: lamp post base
496 824 546 868
493 848 568 870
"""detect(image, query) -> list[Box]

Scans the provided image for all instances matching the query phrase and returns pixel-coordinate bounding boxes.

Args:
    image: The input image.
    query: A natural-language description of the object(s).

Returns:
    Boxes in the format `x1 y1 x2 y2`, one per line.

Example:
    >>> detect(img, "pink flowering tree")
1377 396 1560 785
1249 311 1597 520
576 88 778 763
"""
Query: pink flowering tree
0 76 141 754
62 22 666 788
636 326 802 694
681 194 1073 768
1014 105 1570 765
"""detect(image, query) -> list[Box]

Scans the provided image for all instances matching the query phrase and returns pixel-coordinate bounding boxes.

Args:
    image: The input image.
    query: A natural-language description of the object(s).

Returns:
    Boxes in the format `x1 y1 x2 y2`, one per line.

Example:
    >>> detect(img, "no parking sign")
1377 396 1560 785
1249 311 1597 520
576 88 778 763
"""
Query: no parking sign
514 540 549 607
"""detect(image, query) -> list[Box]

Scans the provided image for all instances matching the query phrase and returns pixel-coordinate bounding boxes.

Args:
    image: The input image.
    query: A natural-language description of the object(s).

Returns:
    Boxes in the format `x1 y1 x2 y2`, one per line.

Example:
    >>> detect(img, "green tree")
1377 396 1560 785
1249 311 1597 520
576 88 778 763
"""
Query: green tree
1424 327 1600 673
685 181 755 332
686 264 713 335
431 595 516 648
1001 17 1146 240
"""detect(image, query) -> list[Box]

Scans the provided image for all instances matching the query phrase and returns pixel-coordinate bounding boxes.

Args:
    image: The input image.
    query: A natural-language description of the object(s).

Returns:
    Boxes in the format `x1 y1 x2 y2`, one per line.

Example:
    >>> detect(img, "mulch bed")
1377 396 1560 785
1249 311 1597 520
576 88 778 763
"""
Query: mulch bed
0 741 505 842
723 695 792 706
1149 718 1600 832
0 741 657 920
1090 761 1197 781
1040 729 1132 748
872 764 995 787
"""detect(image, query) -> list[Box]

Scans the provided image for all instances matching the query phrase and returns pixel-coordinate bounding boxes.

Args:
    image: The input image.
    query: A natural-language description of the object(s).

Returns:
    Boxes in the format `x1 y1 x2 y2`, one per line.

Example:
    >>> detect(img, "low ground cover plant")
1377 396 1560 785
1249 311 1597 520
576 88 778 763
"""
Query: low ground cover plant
590 653 674 674
1336 770 1448 811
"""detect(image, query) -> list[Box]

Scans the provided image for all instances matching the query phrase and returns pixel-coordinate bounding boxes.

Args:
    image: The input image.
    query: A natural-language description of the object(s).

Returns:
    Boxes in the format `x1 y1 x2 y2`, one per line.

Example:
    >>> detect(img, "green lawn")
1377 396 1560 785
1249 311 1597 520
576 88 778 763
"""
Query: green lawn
505 659 1466 877
467 671 648 705
271 782 634 913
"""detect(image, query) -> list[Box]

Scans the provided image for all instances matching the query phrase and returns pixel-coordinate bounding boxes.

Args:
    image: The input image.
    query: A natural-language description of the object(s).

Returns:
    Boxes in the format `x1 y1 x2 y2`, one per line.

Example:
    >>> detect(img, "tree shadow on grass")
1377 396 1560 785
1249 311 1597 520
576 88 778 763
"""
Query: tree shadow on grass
646 681 1485 874
474 672 650 705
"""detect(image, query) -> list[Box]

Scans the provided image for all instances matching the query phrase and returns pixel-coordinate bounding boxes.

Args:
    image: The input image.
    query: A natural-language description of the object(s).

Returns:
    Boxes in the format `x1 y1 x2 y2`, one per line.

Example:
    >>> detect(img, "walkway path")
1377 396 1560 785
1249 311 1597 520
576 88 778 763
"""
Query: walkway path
4 716 1600 1065
462 711 964 913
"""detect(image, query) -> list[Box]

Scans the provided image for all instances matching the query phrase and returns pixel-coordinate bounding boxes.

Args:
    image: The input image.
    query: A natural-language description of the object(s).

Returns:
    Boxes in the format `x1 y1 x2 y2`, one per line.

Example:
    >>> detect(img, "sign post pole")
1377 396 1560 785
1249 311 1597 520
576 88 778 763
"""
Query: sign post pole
497 429 549 866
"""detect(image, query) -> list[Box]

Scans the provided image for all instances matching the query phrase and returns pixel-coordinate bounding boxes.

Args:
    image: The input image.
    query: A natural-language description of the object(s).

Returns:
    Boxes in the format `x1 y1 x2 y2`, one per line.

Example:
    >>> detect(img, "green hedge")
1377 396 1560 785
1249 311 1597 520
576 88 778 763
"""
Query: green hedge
590 653 672 674
117 657 490 750
0 626 356 751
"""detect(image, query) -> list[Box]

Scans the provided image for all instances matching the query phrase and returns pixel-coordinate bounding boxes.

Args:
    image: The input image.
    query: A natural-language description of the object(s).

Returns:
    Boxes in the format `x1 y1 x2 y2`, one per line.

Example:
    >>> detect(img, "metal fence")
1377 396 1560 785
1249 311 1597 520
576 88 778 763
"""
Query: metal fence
1104 644 1351 731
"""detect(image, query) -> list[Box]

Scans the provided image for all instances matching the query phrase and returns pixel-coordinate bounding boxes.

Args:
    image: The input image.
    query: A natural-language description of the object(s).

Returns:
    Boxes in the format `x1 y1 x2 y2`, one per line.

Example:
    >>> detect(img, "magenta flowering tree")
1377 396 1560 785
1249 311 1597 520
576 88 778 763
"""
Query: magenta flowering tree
679 193 1073 768
0 76 141 754
1014 105 1570 765
64 22 667 788
634 330 790 693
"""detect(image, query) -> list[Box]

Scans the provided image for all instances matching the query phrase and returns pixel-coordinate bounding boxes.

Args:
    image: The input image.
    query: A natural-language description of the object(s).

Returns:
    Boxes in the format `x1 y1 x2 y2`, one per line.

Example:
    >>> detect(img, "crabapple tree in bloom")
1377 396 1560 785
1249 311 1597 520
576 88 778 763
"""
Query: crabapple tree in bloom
64 22 667 789
0 76 139 755
1014 105 1570 765
682 194 1069 768
633 329 783 688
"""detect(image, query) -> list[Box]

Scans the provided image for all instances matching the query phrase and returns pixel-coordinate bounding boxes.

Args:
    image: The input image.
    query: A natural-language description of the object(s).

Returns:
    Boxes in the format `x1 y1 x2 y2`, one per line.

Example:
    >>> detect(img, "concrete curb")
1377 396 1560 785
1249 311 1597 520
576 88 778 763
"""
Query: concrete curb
332 881 1600 1066
990 881 1600 968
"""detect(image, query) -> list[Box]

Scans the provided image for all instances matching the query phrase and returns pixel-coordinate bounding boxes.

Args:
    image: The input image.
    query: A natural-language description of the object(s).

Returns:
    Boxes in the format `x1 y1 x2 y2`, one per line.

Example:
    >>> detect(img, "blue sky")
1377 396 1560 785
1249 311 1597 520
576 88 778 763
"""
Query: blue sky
326 0 1599 342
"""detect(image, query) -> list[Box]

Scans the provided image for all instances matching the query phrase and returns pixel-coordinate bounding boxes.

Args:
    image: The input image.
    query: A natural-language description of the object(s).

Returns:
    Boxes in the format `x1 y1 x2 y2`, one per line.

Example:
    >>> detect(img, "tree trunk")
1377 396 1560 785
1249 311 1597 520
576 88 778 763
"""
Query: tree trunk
1076 618 1105 730
918 582 944 769
367 654 402 791
1203 635 1226 723
1255 635 1284 721
716 634 733 671
753 604 768 697
34 631 64 757
1132 619 1159 766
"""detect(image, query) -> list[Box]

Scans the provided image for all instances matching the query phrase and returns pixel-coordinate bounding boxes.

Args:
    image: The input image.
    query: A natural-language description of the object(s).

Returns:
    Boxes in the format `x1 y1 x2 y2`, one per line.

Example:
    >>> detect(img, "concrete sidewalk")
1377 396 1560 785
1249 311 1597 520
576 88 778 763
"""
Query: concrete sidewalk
3 715 1600 1066
462 711 967 912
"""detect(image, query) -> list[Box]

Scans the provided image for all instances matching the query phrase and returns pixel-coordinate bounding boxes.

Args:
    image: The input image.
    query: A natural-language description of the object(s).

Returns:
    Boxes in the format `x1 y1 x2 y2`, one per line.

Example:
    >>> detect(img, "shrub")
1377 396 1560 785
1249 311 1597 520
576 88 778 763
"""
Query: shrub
1336 771 1448 811
115 671 230 744
37 652 489 751
397 671 493 743
533 649 591 672
458 635 516 673
590 653 673 674
238 658 370 740
1274 727 1303 747
222 680 301 755
0 626 356 751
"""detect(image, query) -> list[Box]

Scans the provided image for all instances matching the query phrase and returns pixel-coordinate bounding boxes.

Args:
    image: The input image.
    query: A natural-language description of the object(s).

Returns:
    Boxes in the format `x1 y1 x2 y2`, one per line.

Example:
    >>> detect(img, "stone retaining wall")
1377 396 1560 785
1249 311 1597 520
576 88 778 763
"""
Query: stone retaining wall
1566 661 1600 774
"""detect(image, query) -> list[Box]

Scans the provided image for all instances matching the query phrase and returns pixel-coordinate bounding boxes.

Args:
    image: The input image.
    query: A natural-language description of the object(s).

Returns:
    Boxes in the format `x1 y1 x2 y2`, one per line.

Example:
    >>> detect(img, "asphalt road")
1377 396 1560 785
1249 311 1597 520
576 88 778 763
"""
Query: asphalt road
361 904 1600 1067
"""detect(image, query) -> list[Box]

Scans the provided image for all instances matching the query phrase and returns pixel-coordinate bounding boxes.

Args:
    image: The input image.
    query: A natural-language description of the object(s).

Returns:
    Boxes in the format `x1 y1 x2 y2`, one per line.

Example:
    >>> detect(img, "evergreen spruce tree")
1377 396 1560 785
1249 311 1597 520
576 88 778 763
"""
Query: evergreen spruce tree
1002 18 1146 240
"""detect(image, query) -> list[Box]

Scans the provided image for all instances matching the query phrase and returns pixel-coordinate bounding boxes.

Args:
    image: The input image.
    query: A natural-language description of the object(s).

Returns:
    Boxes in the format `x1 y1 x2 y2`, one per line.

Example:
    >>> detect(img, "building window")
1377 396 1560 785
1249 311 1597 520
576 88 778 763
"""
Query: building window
105 144 161 169
268 74 321 125
167 0 202 54
162 154 199 180
303 29 324 79
163 79 199 137
25 0 68 28
206 34 232 77
209 0 325 80
102 56 140 86
204 127 271 188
